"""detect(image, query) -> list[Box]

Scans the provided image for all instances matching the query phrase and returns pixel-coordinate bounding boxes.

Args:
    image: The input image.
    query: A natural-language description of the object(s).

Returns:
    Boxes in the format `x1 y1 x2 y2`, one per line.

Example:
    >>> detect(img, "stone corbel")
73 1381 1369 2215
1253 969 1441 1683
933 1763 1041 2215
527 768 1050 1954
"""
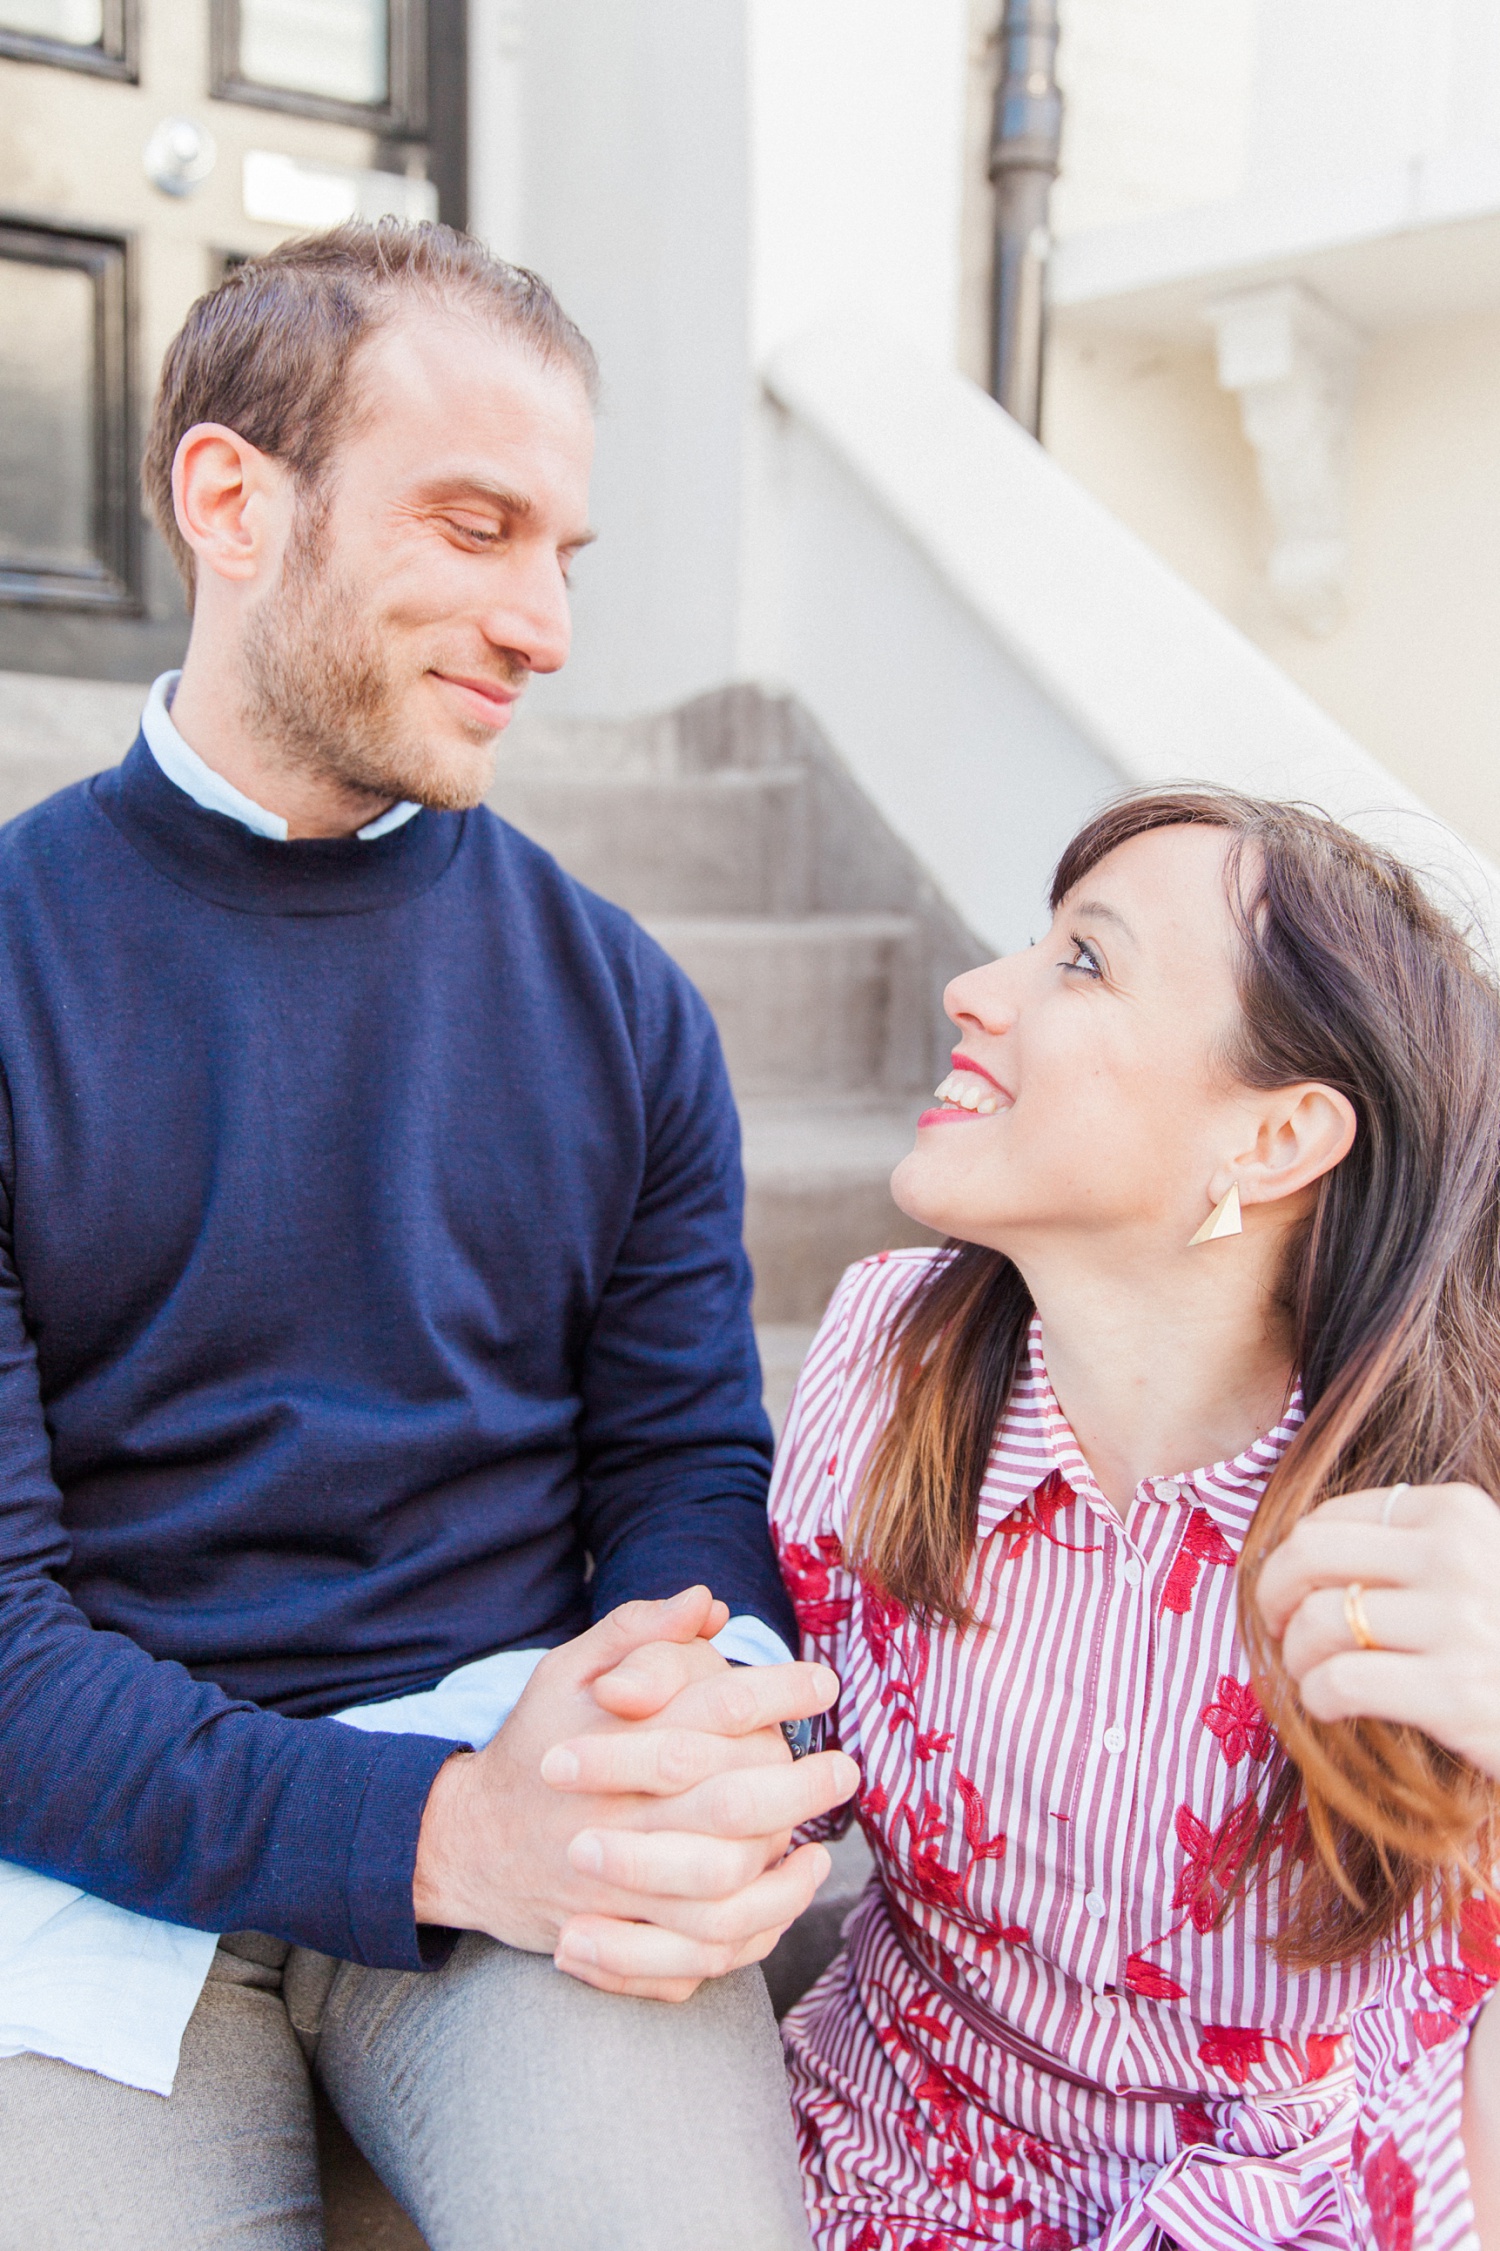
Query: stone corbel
1206 281 1365 638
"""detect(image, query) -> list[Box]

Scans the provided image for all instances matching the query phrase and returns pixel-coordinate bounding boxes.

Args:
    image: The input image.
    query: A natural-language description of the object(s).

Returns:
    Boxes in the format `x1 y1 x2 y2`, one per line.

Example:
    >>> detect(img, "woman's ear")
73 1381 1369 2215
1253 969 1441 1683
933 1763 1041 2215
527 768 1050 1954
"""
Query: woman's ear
1235 1083 1358 1211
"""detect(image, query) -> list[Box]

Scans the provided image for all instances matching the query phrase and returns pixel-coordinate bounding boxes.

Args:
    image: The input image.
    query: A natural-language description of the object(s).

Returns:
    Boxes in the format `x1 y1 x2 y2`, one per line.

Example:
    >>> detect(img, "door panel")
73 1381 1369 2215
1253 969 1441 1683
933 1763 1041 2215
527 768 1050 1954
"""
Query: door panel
0 0 133 80
0 222 136 610
0 0 464 684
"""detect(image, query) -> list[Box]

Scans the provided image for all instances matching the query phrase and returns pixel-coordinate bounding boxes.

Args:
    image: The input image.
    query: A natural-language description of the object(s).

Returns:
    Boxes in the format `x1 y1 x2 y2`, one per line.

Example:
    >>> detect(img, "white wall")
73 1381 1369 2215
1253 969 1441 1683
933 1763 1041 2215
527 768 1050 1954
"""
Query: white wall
1052 0 1255 236
747 0 971 365
470 0 755 720
758 321 1498 953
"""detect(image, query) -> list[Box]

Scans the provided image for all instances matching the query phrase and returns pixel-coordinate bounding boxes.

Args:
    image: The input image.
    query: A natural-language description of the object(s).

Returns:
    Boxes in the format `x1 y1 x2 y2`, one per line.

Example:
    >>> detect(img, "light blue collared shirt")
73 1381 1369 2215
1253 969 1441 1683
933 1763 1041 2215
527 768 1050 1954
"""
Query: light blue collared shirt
141 670 424 841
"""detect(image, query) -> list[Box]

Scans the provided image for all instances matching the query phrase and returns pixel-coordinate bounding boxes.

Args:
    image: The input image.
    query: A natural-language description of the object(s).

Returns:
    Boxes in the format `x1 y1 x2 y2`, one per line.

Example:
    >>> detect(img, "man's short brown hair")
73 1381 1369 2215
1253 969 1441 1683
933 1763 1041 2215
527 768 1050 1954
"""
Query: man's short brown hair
142 219 599 596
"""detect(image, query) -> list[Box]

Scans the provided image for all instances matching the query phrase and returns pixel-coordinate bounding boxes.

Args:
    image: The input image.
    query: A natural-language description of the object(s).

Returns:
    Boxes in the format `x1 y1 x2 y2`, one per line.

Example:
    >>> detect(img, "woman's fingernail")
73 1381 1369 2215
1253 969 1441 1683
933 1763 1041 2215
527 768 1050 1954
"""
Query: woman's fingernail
541 1746 581 1786
570 1832 606 1877
561 1932 598 1966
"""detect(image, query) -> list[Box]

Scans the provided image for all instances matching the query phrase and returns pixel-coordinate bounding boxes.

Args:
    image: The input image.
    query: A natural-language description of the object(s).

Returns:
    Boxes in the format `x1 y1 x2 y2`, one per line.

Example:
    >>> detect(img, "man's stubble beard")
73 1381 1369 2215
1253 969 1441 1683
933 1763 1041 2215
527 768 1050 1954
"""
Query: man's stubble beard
239 511 507 814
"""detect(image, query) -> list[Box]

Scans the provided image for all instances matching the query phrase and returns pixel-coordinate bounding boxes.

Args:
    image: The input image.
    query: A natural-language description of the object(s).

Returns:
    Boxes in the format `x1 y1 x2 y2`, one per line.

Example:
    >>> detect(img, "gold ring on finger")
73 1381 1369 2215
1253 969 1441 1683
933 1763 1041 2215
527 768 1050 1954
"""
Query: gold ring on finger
1344 1581 1379 1652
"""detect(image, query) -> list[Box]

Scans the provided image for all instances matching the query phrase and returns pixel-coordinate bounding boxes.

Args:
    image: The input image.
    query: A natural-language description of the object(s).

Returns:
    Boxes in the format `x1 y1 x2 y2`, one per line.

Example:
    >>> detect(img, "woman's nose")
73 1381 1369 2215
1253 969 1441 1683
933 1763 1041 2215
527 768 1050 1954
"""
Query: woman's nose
943 956 1020 1035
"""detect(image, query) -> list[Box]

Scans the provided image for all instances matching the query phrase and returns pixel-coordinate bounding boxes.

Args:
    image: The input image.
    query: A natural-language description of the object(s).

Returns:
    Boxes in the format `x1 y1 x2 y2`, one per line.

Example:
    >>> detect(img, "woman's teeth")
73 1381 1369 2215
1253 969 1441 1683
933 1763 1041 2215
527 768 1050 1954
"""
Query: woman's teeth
933 1069 999 1115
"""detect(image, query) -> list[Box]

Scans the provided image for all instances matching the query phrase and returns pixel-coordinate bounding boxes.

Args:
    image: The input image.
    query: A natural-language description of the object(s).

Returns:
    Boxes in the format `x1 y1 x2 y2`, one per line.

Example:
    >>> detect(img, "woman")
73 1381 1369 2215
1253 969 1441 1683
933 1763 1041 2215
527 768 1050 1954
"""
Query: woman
770 788 1500 2250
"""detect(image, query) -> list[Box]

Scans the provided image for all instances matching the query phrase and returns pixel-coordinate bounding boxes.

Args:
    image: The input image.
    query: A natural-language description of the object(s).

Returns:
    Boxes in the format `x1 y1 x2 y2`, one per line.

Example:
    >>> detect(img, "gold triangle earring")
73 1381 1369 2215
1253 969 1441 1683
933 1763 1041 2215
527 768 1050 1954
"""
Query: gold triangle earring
1189 1182 1243 1246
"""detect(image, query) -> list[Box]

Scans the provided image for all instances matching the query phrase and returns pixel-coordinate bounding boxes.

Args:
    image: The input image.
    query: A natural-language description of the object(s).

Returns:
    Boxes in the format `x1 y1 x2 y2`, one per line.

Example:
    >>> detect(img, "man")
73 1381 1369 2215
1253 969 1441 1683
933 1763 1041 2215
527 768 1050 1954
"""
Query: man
0 224 852 2248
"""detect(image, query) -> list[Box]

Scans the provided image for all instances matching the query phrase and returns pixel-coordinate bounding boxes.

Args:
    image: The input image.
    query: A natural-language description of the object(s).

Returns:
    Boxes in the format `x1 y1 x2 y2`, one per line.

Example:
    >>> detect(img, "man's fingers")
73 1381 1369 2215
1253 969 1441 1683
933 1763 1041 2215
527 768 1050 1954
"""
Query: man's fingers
637 1749 860 1839
644 1660 840 1741
569 1589 723 1691
567 1822 779 1901
592 1632 729 1721
553 1842 829 1986
543 1661 841 1796
542 1721 786 1797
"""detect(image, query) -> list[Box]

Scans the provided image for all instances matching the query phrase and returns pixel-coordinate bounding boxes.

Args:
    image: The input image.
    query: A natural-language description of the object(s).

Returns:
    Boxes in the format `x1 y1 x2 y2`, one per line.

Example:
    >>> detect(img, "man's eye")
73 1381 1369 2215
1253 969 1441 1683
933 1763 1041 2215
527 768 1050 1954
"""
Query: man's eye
445 519 502 544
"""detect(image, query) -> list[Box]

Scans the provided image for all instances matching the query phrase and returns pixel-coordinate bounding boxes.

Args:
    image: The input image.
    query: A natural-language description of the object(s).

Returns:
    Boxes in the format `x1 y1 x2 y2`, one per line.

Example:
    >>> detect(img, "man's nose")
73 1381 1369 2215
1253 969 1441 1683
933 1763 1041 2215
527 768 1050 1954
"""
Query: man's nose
478 550 573 677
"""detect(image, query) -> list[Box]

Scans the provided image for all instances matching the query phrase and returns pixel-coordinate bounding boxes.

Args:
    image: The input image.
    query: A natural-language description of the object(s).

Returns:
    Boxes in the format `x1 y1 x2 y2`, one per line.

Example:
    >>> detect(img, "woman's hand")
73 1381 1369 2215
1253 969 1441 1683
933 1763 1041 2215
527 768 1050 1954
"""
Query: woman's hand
1256 1481 1500 1780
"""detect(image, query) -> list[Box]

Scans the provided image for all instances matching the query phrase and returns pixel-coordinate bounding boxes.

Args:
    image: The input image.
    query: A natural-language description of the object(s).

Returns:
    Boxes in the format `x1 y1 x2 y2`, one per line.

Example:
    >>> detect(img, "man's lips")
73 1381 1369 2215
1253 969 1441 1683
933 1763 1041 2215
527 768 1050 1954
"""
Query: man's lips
431 672 523 726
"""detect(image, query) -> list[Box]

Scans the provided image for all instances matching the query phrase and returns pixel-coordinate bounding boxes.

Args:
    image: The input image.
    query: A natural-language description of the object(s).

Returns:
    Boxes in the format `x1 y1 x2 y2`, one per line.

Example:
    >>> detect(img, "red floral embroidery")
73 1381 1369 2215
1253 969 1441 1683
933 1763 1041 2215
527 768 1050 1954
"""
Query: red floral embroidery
1414 2010 1467 2049
900 1795 967 1913
862 1584 906 1666
1459 1893 1500 1980
1174 2100 1217 2147
1172 1796 1259 1931
1427 1964 1491 2014
956 1774 1008 1867
848 2224 882 2251
998 1470 1101 1565
1303 2032 1343 2080
1161 1507 1237 1615
1197 2025 1266 2083
1364 2136 1416 2251
878 1616 932 1735
777 1531 851 1638
1026 2229 1074 2250
1200 1675 1273 1765
863 1782 889 1818
1124 1953 1187 2001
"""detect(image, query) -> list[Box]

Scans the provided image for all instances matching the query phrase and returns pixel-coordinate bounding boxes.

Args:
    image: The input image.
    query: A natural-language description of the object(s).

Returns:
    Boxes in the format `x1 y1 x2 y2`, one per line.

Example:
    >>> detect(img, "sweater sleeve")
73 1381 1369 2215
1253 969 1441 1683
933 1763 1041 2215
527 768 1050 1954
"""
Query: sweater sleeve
576 934 795 1649
0 1196 456 1966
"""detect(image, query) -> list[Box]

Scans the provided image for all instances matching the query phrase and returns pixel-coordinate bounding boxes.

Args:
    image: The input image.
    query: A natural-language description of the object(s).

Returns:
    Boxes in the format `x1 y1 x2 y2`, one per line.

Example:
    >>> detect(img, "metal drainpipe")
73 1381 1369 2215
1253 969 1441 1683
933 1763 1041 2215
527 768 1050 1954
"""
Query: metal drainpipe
989 0 1064 435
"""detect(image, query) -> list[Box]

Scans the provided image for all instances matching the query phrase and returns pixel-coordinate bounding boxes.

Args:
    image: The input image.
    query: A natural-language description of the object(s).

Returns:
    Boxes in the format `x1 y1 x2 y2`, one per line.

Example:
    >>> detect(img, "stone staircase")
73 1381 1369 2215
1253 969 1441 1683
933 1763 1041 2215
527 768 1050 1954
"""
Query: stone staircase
490 681 976 1427
0 668 982 2250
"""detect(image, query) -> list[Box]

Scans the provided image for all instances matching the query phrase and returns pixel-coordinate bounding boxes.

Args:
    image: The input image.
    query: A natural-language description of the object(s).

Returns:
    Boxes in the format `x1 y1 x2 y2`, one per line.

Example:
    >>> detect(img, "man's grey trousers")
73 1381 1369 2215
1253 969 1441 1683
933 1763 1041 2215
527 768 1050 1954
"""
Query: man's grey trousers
0 1932 814 2251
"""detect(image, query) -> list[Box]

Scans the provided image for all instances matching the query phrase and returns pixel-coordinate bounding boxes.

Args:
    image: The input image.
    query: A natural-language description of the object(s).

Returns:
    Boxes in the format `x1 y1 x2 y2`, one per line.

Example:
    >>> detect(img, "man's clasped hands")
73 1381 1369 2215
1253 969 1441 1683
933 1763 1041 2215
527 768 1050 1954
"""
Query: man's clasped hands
413 1587 859 2002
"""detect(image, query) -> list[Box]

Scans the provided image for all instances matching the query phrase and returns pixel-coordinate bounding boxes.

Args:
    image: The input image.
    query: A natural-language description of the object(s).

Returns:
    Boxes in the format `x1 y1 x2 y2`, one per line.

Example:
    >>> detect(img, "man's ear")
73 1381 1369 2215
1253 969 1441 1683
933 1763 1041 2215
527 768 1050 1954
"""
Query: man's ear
172 423 292 587
1232 1083 1358 1212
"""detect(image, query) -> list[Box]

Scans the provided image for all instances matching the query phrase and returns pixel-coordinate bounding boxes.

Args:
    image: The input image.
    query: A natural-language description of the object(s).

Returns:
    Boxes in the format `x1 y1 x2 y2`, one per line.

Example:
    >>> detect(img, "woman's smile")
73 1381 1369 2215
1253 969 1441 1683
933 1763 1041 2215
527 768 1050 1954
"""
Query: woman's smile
919 1048 1012 1128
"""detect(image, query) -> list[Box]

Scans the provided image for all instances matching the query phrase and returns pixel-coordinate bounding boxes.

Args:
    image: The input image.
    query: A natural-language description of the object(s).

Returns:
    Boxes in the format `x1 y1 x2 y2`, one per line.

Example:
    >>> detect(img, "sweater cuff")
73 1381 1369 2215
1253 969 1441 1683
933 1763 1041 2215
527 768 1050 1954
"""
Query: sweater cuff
341 1732 466 1970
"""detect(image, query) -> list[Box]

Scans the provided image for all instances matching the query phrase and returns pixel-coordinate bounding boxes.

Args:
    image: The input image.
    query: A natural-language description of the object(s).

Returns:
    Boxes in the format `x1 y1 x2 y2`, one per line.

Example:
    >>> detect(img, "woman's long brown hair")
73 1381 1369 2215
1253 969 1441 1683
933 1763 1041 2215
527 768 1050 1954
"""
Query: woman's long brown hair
844 787 1500 1966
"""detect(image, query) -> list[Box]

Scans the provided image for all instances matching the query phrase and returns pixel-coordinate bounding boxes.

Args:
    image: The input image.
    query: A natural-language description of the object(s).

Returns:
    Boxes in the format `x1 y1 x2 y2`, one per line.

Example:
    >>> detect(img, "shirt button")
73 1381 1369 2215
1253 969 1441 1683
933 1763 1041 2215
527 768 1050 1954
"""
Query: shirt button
1102 1725 1127 1754
1156 1478 1184 1503
1121 1558 1143 1586
1084 1890 1107 1919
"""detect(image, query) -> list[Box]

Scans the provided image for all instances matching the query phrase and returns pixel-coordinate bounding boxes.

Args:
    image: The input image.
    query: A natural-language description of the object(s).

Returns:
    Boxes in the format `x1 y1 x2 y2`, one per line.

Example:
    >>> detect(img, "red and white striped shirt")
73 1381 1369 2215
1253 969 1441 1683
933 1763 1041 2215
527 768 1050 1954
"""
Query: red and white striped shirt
770 1251 1486 2251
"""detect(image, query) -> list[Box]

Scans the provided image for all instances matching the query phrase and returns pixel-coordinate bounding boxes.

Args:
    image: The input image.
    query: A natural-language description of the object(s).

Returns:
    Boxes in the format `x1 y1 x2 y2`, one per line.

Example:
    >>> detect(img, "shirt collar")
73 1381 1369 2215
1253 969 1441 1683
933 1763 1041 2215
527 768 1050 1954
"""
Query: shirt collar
141 672 422 844
977 1311 1304 1550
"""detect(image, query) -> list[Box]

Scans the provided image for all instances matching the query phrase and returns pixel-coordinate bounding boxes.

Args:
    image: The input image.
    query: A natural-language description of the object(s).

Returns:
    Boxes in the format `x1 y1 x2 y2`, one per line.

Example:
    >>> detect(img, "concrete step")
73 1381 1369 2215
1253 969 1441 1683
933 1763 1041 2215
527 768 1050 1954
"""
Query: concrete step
488 766 812 915
0 671 144 823
741 1096 937 1323
644 914 924 1097
754 1322 817 1437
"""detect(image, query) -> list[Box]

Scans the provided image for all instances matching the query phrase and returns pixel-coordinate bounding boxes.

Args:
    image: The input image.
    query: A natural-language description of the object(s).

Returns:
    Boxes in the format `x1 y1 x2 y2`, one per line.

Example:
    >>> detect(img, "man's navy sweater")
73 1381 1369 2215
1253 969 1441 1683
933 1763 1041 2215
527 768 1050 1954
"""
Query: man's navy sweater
0 739 792 1968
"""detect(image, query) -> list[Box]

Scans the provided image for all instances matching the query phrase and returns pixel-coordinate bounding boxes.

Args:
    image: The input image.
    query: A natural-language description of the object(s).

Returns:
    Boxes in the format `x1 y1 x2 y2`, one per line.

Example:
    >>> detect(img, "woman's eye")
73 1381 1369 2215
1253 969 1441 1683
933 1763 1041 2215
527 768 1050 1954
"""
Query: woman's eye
1062 936 1103 979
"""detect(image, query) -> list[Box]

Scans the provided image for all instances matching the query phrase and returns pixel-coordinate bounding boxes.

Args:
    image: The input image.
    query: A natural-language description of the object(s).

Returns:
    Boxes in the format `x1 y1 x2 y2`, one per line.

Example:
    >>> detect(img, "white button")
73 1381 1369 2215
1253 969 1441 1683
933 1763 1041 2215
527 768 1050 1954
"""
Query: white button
1156 1478 1184 1503
1121 1558 1143 1586
1084 1889 1107 1919
1102 1725 1126 1754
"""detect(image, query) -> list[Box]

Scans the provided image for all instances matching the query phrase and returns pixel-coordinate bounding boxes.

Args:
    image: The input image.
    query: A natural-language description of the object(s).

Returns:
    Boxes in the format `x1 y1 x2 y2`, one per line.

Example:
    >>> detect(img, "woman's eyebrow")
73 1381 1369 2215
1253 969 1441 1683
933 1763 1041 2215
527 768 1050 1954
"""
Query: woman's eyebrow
1068 898 1137 945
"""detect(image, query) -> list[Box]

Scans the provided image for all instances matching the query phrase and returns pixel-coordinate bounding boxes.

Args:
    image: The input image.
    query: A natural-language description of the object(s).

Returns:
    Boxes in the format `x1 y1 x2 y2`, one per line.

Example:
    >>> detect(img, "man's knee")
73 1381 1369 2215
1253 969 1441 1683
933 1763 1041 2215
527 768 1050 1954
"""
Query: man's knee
315 1938 811 2251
